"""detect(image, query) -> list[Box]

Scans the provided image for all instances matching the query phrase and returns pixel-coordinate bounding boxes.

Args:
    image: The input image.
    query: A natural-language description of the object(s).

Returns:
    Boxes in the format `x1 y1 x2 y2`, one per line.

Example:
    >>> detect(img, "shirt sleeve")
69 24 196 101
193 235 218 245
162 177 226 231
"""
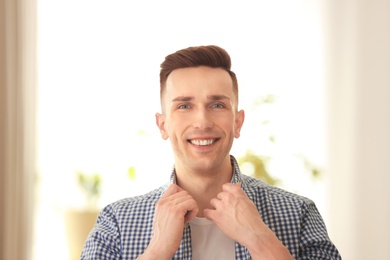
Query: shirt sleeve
299 201 342 259
81 205 122 260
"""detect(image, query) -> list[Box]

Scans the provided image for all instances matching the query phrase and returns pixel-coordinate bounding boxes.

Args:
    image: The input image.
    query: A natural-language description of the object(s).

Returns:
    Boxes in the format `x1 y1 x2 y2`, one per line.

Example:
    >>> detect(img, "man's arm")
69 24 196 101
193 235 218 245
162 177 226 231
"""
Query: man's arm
298 202 342 259
81 205 121 260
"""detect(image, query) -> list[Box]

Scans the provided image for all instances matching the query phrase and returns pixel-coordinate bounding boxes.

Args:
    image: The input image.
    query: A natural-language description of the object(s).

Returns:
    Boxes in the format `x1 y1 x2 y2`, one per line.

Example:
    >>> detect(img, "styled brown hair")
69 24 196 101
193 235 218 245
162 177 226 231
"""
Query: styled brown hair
159 45 238 106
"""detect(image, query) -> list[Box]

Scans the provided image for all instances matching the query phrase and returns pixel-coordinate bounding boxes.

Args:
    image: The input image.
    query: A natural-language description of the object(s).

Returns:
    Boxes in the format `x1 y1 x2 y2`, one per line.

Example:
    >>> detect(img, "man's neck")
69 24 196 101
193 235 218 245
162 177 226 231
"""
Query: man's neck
174 160 233 217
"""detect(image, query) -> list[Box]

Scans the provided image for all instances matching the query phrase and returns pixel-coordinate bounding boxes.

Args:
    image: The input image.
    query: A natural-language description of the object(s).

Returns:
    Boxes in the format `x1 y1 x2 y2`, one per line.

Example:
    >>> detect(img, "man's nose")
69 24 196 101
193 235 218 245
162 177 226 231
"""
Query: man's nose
192 108 213 129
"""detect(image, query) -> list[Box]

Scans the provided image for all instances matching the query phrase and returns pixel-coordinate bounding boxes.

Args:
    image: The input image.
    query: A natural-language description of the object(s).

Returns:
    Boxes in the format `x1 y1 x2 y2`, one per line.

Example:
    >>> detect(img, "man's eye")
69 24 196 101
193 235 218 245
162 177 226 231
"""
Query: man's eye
211 103 224 109
178 104 190 109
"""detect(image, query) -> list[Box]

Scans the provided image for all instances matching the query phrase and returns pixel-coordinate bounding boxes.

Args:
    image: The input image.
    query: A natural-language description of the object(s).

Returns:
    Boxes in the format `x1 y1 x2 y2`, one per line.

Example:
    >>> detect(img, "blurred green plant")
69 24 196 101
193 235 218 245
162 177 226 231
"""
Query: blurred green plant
237 94 322 185
76 166 136 209
127 166 136 181
237 150 279 186
77 171 102 209
296 153 322 179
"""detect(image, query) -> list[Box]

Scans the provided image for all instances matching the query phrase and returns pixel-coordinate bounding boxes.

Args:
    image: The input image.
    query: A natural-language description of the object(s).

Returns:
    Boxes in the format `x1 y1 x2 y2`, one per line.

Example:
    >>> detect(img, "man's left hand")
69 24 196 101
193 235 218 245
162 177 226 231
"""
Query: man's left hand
203 182 293 260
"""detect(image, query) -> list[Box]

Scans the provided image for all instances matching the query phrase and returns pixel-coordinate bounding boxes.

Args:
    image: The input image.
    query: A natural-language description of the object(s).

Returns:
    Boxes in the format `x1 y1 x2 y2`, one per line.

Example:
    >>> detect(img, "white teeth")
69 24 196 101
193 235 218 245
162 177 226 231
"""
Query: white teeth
190 139 214 146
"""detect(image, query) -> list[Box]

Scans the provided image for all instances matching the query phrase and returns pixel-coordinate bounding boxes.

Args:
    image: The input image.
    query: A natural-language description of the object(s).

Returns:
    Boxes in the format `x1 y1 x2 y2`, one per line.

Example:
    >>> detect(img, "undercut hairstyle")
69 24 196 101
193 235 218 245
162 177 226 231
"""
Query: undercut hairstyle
159 45 239 109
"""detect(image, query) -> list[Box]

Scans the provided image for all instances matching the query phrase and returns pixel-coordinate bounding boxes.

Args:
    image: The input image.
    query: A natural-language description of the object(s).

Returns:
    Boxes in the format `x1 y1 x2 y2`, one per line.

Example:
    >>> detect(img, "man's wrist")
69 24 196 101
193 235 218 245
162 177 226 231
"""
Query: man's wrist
137 242 174 260
245 231 293 260
137 248 171 260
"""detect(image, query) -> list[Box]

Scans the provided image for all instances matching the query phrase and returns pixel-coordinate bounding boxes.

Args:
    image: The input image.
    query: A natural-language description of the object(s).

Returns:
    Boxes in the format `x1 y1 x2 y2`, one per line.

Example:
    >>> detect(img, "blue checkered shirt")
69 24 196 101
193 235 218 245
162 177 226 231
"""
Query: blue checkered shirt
81 156 341 259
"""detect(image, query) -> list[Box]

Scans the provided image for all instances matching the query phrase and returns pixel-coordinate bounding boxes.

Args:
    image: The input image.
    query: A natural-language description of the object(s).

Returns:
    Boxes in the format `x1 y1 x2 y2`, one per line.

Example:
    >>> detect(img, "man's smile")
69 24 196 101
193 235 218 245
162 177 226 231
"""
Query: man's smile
188 138 219 146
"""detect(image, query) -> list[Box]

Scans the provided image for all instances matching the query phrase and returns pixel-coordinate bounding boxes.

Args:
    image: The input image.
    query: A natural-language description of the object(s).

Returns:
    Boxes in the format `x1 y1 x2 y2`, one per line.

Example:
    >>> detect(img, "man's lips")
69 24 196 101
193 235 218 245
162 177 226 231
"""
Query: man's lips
188 138 219 146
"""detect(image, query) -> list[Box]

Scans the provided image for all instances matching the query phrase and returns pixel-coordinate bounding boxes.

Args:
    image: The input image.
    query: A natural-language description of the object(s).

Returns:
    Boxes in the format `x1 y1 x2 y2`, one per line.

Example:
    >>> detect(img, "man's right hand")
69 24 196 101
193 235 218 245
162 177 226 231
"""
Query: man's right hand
138 184 198 260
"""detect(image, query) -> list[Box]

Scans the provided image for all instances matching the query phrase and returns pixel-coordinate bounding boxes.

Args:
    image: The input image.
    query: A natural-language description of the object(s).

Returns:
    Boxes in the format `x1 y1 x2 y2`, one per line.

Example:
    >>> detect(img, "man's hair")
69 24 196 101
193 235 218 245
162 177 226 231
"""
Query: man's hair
159 45 238 107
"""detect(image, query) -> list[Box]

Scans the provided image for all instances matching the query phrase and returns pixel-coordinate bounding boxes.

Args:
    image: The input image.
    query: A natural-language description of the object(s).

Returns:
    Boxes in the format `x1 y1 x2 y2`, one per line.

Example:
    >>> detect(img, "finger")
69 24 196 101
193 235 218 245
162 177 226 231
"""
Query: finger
222 182 242 193
161 191 195 208
209 197 222 209
216 190 233 201
165 190 199 217
203 208 216 221
166 193 198 223
160 184 183 198
184 204 199 224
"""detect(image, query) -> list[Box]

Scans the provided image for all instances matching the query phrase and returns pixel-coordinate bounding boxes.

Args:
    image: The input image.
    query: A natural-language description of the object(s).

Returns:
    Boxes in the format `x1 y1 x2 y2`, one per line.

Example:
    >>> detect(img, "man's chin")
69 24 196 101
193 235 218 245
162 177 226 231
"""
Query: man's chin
186 156 224 172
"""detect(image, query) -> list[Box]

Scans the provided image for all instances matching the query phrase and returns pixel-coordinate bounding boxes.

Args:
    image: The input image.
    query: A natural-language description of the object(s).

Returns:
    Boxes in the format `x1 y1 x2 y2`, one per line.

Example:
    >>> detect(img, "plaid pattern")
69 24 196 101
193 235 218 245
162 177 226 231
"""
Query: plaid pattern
81 156 341 259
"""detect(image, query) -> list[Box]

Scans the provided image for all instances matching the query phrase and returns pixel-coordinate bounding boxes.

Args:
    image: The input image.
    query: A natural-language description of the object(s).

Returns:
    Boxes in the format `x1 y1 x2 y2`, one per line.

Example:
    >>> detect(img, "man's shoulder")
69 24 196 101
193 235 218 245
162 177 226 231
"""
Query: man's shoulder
241 174 313 207
101 184 168 216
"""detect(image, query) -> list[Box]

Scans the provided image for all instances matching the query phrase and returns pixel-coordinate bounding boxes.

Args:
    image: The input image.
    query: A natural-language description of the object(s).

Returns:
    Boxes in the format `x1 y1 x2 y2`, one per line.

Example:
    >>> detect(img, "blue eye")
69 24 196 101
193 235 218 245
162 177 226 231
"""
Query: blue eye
212 103 224 109
178 104 190 109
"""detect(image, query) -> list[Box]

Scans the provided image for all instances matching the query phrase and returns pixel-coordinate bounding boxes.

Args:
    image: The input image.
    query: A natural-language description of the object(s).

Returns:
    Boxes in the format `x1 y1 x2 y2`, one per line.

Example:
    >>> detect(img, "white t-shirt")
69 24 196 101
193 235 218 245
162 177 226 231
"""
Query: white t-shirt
189 217 236 260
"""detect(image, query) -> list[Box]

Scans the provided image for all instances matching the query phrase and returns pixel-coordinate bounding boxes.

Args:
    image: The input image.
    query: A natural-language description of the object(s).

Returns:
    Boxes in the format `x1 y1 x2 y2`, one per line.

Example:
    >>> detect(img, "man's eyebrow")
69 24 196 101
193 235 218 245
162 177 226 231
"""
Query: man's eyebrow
171 95 230 102
207 95 230 101
172 96 194 102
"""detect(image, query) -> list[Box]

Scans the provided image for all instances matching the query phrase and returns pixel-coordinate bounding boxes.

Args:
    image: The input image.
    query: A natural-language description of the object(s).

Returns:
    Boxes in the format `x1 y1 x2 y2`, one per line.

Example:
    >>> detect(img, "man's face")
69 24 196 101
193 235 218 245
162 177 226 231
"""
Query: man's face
156 66 244 173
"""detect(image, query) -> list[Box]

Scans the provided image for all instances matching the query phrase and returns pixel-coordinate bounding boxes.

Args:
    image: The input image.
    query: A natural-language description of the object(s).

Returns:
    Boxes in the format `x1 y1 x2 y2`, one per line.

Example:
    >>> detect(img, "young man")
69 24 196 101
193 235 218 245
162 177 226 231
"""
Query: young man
81 45 341 259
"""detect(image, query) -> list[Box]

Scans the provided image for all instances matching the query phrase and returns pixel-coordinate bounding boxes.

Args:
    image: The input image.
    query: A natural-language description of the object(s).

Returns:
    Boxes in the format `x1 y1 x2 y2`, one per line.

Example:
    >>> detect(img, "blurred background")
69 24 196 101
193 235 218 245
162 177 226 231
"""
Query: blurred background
1 0 389 259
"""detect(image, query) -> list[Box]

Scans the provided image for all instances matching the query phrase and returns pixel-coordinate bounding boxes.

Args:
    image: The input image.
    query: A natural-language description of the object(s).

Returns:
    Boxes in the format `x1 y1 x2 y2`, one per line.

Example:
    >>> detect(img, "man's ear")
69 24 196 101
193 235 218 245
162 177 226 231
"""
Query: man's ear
155 113 169 140
234 109 245 138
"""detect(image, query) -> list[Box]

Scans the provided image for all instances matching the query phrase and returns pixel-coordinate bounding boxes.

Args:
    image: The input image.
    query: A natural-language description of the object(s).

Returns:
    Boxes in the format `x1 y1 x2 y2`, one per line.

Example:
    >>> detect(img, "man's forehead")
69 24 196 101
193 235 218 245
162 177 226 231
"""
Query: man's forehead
165 70 233 94
162 66 238 109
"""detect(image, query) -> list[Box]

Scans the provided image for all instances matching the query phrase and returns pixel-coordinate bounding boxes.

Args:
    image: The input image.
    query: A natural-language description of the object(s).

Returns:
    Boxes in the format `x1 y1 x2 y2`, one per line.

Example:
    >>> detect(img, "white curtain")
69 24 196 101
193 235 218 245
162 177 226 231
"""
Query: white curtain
325 0 390 259
0 0 37 259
